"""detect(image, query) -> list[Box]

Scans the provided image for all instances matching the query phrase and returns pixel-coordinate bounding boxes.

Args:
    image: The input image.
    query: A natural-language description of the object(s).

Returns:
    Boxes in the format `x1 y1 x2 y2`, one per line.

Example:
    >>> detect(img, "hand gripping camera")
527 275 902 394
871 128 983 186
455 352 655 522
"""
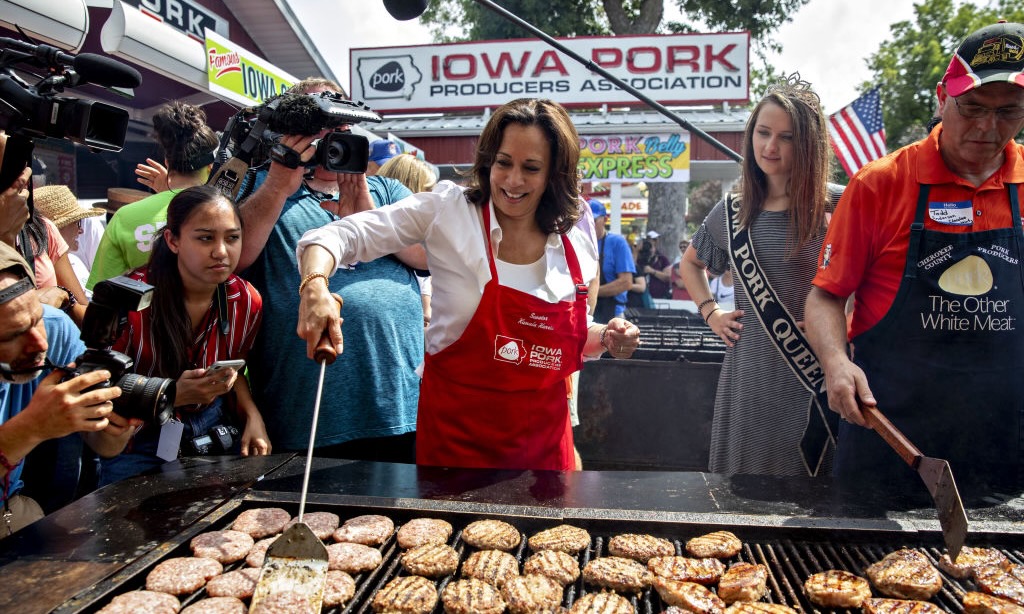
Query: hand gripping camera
63 276 176 424
209 90 382 200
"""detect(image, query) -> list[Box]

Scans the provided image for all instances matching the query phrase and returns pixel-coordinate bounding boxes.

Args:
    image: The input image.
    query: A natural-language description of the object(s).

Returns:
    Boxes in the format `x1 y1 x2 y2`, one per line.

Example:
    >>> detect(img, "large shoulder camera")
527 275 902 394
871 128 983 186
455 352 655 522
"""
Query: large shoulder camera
210 90 382 199
64 276 176 425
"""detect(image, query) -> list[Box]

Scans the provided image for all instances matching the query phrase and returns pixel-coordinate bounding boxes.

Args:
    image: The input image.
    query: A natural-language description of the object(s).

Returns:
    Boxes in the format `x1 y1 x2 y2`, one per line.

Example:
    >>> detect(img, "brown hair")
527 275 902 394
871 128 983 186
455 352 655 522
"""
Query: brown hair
464 98 580 234
288 77 344 96
151 101 218 174
737 75 830 254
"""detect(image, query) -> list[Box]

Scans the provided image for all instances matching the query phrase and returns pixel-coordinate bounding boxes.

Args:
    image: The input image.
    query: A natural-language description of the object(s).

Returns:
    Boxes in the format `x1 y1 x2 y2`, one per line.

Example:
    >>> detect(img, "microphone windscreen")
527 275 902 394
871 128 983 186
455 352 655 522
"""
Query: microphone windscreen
267 93 328 136
383 0 429 20
73 53 142 88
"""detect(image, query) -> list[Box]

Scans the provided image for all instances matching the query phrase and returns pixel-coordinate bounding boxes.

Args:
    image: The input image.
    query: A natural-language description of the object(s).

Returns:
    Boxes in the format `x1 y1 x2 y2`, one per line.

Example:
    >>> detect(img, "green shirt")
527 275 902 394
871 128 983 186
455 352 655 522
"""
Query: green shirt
86 191 175 290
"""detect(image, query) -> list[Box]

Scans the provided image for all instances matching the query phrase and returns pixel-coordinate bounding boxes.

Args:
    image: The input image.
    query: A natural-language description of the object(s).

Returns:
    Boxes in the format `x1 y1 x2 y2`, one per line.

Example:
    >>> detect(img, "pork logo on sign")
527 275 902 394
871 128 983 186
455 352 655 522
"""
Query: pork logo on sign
494 335 526 365
357 56 422 100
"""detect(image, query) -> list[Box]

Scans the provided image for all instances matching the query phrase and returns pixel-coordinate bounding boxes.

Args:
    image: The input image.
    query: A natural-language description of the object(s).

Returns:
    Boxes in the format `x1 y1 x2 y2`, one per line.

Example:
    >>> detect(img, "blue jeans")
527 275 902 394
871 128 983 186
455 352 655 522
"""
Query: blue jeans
99 398 237 486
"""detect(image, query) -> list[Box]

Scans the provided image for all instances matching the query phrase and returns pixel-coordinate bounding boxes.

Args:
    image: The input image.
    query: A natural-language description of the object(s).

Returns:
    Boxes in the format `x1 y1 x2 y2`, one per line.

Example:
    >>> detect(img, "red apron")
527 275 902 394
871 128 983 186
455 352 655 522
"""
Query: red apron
417 205 589 471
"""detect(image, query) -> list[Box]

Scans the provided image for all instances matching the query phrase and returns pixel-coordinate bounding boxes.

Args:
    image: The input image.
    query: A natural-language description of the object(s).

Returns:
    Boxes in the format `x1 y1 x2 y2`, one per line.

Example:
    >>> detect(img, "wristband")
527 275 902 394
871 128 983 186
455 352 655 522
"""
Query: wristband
298 272 329 295
599 325 610 352
704 307 721 324
56 285 77 313
696 298 716 317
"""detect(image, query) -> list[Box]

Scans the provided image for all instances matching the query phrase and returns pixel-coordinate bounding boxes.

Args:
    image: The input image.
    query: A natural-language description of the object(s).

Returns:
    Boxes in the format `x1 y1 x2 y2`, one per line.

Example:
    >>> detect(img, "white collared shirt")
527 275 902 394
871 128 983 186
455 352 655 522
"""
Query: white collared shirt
297 180 599 354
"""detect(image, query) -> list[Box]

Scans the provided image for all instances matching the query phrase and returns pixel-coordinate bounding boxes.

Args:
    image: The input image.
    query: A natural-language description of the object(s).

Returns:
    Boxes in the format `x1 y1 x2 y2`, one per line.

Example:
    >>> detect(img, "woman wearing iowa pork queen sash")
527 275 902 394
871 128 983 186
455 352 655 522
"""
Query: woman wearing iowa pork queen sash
680 74 843 477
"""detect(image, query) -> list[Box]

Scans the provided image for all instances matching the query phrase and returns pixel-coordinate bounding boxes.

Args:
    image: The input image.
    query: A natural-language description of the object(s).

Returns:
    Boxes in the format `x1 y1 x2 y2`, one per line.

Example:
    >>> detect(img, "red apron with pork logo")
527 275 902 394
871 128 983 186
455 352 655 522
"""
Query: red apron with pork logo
417 206 588 471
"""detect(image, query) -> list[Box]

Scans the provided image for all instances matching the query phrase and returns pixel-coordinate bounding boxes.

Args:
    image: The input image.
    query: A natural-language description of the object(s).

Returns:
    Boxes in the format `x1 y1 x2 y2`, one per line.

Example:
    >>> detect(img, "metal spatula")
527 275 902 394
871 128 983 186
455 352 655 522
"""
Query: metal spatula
250 295 343 612
861 404 969 560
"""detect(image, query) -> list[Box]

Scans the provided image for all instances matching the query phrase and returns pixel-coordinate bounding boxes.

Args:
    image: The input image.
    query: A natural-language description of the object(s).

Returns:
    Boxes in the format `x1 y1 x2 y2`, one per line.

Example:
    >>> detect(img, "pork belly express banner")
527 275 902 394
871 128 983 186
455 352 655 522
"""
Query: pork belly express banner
350 32 750 113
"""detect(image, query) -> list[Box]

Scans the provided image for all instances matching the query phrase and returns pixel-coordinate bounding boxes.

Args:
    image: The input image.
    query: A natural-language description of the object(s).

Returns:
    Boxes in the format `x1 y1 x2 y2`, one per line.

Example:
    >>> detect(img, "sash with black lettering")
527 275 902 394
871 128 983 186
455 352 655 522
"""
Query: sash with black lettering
724 194 837 476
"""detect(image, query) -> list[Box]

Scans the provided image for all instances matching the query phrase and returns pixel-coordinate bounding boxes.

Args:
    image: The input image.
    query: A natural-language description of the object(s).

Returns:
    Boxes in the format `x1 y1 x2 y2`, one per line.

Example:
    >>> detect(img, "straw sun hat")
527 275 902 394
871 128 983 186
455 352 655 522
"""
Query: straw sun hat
33 185 105 229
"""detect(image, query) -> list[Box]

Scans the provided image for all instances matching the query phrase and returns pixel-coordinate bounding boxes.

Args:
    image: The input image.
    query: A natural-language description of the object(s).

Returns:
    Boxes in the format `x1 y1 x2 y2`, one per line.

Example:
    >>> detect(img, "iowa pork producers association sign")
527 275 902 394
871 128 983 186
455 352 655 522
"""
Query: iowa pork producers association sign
350 32 749 113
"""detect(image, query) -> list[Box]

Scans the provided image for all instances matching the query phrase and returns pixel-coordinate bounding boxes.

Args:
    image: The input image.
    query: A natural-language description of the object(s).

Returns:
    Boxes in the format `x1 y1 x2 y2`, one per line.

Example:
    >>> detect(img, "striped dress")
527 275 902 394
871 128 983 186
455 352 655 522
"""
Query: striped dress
692 188 840 476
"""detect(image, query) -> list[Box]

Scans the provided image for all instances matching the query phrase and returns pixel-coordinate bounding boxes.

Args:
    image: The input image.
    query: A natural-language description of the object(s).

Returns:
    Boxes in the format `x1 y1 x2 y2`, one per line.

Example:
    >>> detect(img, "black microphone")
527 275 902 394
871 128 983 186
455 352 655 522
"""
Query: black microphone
0 37 141 89
383 0 430 20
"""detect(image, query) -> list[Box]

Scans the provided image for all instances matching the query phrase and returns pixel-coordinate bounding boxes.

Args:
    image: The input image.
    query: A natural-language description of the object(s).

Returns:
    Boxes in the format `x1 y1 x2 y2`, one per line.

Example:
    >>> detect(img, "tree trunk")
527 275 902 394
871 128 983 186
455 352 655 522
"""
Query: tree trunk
602 0 664 34
647 181 688 262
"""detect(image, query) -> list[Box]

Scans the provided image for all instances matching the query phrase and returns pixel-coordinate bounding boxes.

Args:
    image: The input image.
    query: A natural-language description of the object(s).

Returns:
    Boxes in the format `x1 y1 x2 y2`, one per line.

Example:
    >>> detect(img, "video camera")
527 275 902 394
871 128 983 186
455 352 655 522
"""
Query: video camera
209 90 382 200
0 36 139 187
63 276 176 425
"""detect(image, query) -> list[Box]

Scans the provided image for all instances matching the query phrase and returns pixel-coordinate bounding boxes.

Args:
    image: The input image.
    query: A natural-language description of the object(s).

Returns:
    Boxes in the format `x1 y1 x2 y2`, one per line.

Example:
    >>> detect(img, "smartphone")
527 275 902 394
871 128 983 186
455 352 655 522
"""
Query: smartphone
207 359 245 374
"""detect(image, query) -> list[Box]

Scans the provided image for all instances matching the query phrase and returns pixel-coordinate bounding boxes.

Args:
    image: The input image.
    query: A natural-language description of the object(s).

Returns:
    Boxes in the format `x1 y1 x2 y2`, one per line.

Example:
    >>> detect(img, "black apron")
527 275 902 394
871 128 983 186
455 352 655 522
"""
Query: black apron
835 184 1024 494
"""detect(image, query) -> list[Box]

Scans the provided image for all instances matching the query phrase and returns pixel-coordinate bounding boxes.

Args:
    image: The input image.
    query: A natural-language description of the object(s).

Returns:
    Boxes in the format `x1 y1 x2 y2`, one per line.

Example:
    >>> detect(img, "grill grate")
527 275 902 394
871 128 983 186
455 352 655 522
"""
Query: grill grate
73 501 1024 613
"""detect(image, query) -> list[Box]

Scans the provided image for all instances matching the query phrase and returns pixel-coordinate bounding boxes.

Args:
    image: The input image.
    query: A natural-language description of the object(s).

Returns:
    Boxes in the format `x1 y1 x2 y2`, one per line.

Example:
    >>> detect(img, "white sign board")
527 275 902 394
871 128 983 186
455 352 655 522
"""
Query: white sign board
350 32 749 113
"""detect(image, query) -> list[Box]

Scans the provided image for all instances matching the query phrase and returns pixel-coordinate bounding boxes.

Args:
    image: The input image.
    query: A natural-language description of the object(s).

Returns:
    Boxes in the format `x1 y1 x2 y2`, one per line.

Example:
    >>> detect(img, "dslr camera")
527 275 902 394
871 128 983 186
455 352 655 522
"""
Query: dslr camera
189 425 239 455
63 276 176 425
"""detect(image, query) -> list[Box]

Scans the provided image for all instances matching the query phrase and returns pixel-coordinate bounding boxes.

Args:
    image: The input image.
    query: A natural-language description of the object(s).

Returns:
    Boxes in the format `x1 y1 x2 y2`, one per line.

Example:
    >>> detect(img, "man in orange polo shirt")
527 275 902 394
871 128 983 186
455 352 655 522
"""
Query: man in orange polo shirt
806 22 1024 492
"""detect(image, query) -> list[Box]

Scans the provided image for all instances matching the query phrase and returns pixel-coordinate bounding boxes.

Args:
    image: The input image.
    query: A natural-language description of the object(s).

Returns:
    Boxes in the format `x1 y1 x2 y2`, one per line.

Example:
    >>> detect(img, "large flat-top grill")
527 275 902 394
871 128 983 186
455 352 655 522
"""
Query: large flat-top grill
61 495 1024 614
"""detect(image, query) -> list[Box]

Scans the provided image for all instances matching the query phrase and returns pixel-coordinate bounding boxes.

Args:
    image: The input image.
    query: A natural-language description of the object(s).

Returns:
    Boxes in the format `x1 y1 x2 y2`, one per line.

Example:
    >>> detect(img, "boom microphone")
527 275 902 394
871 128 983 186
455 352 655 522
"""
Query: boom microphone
383 0 430 20
0 37 141 89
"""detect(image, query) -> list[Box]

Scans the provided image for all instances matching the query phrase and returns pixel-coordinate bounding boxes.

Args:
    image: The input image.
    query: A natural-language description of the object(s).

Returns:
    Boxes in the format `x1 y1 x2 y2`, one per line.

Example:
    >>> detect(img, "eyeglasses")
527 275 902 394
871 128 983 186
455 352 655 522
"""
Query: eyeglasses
952 97 1024 122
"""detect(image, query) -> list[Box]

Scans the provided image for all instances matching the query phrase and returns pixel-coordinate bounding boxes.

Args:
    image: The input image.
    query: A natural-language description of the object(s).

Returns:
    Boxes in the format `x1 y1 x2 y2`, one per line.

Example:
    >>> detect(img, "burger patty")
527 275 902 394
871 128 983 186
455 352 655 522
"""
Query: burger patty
938 547 1011 580
96 590 181 614
568 591 634 613
245 537 275 568
401 543 460 577
190 530 255 564
333 514 395 546
582 556 653 592
861 598 947 614
322 570 356 608
528 524 591 554
647 555 725 585
723 604 798 614
371 575 438 613
326 541 383 574
685 531 742 559
231 508 290 539
501 573 565 614
249 590 317 614
462 548 520 588
974 564 1024 606
866 549 943 601
524 550 581 585
397 517 454 549
964 591 1024 614
461 518 522 551
283 511 340 541
652 575 726 613
608 533 675 563
441 578 507 614
718 562 768 604
204 567 260 599
803 569 872 608
146 557 223 595
179 596 247 614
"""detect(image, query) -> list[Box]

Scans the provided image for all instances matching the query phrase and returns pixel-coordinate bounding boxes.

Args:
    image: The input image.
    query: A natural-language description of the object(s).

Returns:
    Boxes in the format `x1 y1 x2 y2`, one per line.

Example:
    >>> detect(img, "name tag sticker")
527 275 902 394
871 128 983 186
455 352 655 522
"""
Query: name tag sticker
156 420 184 462
928 200 973 226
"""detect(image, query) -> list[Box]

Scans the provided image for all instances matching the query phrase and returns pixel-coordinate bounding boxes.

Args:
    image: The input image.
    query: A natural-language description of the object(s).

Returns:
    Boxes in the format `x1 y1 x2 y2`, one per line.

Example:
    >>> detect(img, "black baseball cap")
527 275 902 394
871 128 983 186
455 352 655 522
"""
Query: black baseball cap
942 21 1024 97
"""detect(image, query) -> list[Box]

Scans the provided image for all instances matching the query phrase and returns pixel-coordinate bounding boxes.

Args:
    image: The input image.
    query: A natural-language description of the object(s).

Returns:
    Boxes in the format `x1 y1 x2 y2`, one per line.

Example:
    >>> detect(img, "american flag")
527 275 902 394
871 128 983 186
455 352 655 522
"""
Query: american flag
828 88 887 177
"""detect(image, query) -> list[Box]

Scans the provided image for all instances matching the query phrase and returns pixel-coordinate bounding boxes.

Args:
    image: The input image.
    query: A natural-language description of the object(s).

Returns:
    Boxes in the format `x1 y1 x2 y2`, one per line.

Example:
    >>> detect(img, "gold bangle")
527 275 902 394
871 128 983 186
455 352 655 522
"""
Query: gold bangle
298 271 329 295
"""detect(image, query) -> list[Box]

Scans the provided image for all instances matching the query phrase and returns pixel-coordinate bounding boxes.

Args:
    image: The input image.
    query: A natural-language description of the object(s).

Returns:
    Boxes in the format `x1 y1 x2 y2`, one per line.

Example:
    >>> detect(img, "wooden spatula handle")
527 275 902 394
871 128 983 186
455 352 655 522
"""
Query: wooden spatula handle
861 404 923 468
313 294 344 365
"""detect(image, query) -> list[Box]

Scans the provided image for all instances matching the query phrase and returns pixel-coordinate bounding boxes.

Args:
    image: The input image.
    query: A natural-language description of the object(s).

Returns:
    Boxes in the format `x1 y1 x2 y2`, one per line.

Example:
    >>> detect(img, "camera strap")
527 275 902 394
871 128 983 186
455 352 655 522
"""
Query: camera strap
208 98 282 200
216 282 230 336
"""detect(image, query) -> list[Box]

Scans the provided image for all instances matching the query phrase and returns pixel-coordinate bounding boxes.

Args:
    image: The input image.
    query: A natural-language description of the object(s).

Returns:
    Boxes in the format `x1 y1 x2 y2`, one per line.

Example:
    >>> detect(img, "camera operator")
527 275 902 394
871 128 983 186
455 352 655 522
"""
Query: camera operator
236 78 425 462
0 240 136 537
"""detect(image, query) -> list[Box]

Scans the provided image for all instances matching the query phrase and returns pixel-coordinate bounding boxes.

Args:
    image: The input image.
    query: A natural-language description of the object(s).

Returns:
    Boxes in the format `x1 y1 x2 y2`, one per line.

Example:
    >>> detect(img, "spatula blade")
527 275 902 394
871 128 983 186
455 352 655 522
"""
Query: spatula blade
918 456 968 561
249 522 329 613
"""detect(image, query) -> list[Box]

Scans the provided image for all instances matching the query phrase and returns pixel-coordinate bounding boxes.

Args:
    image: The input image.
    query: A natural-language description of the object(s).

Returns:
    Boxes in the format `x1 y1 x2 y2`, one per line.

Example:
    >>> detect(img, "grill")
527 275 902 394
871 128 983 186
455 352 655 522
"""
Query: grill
628 308 727 363
61 497 1024 613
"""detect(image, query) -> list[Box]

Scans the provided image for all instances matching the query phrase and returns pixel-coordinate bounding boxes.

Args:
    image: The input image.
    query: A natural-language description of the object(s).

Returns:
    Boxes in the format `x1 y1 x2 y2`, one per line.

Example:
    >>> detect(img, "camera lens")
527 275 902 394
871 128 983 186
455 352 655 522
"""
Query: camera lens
115 374 176 425
324 138 351 168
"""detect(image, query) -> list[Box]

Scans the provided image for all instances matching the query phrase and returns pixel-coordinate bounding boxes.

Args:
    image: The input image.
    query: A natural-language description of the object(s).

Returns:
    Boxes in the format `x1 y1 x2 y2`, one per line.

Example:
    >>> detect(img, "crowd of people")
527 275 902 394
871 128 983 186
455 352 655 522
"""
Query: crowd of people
0 19 1021 535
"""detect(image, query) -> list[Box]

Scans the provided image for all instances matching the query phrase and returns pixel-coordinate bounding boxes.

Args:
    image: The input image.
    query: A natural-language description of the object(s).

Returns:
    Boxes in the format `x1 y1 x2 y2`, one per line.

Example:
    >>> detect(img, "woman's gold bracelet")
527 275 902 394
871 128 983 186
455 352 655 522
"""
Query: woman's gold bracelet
298 272 329 295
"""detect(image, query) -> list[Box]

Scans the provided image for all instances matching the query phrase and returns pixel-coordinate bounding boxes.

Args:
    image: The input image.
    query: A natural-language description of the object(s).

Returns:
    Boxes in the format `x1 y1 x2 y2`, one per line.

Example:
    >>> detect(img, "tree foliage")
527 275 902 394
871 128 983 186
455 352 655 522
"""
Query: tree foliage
667 0 808 55
867 0 1024 148
421 0 608 41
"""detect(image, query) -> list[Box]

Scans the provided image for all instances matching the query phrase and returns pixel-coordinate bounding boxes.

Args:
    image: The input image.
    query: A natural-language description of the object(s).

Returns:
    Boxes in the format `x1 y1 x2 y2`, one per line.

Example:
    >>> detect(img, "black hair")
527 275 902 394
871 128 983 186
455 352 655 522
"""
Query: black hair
152 101 219 174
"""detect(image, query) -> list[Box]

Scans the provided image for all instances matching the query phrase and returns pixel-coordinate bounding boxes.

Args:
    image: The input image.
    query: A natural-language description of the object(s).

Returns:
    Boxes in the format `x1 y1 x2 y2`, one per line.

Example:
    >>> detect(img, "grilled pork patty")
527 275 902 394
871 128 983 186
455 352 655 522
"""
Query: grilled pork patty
803 569 872 608
462 549 520 588
524 549 582 586
529 524 591 553
371 575 438 613
862 598 947 614
582 556 654 592
397 518 453 549
608 533 675 563
501 573 565 614
937 547 1010 580
282 511 339 541
652 575 726 613
204 567 260 599
723 604 798 614
322 570 356 608
401 543 459 577
975 564 1024 606
180 596 247 614
461 519 522 551
441 577 507 614
96 590 181 614
145 557 223 595
718 562 769 604
231 508 290 539
332 514 394 546
648 555 726 585
190 530 255 565
865 549 943 601
964 591 1024 614
685 531 742 559
568 591 634 613
325 541 383 574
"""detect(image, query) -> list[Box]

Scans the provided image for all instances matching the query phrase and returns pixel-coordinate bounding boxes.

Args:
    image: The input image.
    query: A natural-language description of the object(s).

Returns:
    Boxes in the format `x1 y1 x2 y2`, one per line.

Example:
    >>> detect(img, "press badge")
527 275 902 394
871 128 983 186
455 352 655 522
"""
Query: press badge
156 419 185 461
928 200 973 226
